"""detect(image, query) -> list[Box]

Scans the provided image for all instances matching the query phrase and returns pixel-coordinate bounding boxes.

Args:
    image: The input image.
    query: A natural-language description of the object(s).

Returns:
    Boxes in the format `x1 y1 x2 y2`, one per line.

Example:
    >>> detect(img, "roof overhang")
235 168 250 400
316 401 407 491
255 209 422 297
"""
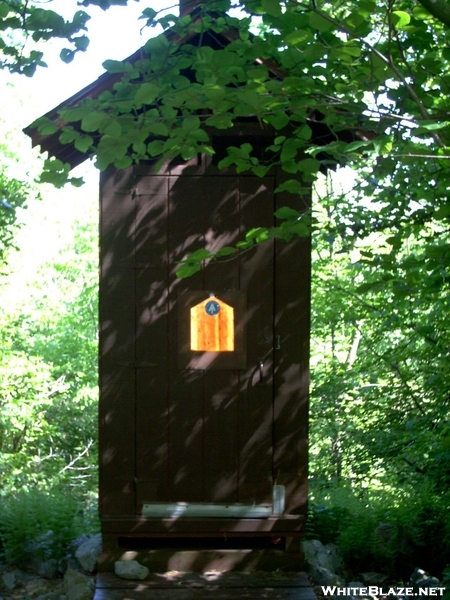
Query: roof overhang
24 12 371 171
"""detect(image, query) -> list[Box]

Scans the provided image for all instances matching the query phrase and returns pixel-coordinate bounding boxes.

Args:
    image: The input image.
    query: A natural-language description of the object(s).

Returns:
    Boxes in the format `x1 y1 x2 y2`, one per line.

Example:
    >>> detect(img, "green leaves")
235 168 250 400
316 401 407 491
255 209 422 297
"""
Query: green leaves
176 203 310 277
309 11 334 32
175 262 202 278
284 30 314 46
0 169 31 269
25 0 435 193
268 112 290 130
134 82 160 106
218 142 258 172
31 116 58 136
26 8 65 33
215 246 238 257
0 3 91 73
274 206 300 220
17 0 450 317
298 158 321 174
310 170 450 493
102 59 132 74
184 248 212 261
262 0 282 17
74 134 93 153
182 115 201 131
80 111 108 132
434 205 450 220
140 7 157 26
415 120 449 132
392 10 411 30
176 248 213 278
205 114 235 129
0 183 99 493
275 179 308 195
39 158 84 188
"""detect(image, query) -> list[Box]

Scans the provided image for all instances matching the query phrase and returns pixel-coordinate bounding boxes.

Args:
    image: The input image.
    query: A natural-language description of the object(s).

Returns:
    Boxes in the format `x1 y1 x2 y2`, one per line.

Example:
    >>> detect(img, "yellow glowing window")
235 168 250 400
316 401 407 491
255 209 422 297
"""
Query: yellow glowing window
190 295 234 352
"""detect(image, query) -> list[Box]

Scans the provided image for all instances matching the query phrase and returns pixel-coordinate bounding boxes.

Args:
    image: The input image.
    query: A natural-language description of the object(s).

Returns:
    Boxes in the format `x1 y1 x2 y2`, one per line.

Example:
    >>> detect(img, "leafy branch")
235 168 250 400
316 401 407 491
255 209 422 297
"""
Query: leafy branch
176 205 309 277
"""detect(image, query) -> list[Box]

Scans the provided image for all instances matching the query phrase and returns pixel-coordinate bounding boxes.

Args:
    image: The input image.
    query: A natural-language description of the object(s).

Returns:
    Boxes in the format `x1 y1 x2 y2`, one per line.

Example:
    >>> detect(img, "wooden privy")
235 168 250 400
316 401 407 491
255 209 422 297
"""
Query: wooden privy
24 0 361 572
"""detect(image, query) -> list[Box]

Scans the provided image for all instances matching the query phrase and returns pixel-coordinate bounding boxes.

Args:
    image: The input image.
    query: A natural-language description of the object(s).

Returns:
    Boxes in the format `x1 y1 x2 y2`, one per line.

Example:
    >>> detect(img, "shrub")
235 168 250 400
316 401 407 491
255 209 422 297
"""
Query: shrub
0 487 99 567
308 483 450 580
305 503 350 544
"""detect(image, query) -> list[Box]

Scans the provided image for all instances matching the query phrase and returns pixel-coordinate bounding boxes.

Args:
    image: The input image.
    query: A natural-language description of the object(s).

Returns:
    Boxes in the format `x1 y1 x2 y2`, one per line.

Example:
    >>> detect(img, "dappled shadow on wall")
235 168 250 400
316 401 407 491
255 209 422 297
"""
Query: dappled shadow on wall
98 157 309 539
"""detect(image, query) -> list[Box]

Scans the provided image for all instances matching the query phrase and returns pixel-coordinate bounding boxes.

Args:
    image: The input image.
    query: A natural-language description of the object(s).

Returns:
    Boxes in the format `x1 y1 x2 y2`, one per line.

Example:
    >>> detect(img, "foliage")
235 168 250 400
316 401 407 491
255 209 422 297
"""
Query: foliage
308 171 450 492
21 0 449 288
0 487 98 567
0 0 132 75
176 206 310 277
443 568 450 600
309 484 450 579
0 191 99 494
304 170 449 579
0 78 42 274
0 169 31 270
31 0 449 176
305 502 350 545
0 0 449 576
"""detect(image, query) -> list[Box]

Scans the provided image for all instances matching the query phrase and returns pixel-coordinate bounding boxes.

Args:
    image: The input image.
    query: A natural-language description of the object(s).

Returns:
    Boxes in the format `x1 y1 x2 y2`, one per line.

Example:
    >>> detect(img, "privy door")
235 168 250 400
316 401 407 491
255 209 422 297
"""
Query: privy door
133 159 276 511
99 155 310 528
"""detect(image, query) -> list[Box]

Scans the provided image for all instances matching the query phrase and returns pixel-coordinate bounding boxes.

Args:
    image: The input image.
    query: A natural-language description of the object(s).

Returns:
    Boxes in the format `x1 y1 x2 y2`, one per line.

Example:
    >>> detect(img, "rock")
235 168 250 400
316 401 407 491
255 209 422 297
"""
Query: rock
63 568 95 600
75 534 102 573
302 540 324 566
302 539 345 587
410 568 440 589
70 536 91 552
2 572 16 591
35 559 59 579
411 568 428 584
418 577 441 588
2 569 35 590
307 564 345 586
35 583 65 600
323 543 344 573
25 578 55 597
64 568 95 589
62 557 84 574
67 583 94 600
114 560 149 581
27 531 61 578
347 581 365 589
302 539 344 574
359 572 389 586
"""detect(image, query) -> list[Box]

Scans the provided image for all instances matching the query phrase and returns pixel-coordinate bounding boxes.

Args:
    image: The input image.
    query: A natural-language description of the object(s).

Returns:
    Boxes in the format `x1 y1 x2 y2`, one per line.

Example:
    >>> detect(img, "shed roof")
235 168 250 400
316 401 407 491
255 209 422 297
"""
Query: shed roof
23 18 248 169
24 7 369 171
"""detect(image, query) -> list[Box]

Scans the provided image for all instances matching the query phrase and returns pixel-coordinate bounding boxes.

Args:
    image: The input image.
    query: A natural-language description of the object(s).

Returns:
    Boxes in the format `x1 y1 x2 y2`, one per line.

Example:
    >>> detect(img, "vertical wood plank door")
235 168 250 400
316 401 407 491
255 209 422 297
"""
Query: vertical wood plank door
134 163 275 508
99 157 310 534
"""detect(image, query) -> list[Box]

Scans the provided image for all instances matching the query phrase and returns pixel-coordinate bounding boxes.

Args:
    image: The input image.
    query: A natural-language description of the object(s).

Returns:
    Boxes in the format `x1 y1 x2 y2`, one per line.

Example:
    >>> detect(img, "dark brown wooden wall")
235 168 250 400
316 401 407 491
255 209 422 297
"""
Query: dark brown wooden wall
99 155 310 536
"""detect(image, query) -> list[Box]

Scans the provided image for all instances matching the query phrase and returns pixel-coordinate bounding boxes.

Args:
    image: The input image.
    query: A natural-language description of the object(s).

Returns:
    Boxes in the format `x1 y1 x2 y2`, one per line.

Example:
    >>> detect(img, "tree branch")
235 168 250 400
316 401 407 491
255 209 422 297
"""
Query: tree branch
298 3 447 148
416 0 450 28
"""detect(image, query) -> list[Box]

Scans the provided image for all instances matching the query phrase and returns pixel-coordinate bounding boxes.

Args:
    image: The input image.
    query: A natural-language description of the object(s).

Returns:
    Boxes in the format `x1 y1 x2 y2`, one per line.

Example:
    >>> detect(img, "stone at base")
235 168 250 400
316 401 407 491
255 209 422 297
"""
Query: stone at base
114 560 149 581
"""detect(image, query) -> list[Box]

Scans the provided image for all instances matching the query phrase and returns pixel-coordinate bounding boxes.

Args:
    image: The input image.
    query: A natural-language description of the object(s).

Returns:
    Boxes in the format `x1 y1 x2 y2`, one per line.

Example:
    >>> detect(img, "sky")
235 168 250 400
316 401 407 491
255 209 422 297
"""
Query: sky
1 1 171 286
9 1 170 121
1 0 173 186
1 0 353 315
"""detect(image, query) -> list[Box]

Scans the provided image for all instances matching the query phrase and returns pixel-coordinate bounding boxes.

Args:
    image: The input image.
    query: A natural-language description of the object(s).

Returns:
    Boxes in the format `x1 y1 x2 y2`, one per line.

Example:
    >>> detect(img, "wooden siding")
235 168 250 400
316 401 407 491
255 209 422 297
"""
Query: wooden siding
99 156 310 537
